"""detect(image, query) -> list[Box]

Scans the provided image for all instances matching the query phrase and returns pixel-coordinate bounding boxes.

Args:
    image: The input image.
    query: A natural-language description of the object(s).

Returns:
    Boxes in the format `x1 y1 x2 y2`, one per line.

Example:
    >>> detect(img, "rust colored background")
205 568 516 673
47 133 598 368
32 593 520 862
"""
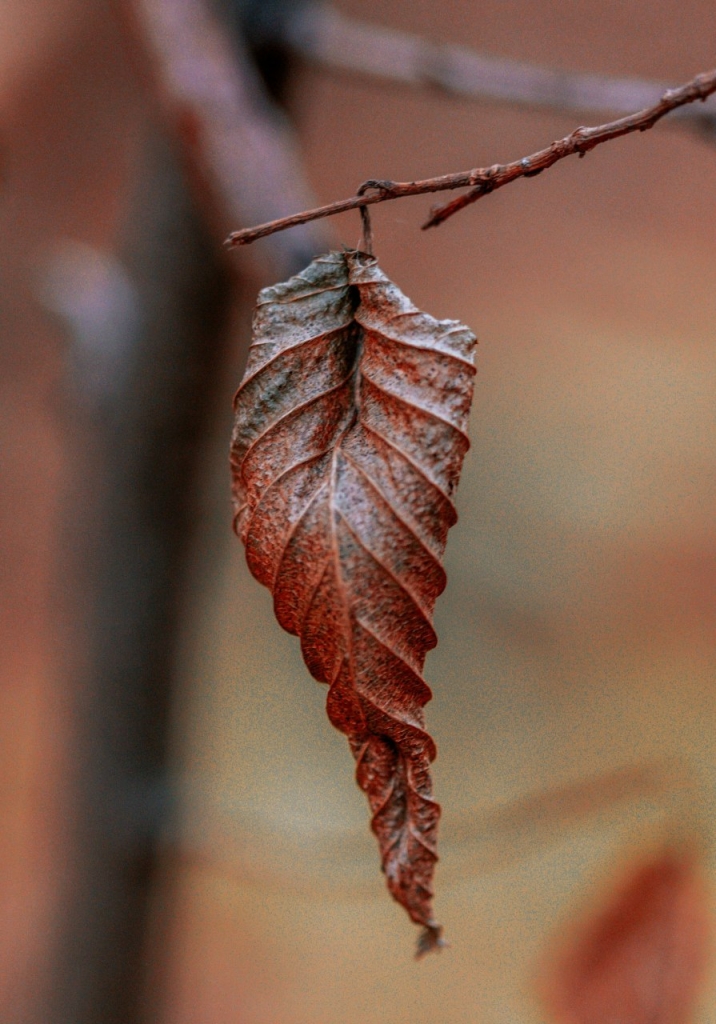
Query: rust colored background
1 0 715 1022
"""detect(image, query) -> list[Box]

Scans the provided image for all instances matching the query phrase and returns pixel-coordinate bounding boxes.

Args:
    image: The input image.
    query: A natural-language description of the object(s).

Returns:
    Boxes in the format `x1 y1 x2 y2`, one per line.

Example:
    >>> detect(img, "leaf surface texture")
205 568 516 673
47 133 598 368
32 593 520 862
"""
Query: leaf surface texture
231 250 476 951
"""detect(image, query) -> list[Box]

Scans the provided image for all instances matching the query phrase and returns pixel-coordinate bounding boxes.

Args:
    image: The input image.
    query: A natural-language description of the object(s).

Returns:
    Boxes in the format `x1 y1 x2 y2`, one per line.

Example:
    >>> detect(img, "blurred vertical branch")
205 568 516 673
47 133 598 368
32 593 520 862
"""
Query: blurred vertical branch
45 140 231 1024
42 0 329 1021
118 0 328 279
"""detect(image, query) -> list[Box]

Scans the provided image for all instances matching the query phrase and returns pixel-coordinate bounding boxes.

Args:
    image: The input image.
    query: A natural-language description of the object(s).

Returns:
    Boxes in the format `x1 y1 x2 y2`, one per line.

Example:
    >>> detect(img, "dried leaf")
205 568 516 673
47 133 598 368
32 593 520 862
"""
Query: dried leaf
230 250 476 953
542 851 711 1024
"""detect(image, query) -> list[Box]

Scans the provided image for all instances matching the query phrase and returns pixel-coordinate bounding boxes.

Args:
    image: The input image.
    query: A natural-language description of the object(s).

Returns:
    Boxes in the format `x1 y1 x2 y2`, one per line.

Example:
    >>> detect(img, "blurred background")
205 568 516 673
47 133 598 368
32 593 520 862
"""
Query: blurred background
1 0 716 1021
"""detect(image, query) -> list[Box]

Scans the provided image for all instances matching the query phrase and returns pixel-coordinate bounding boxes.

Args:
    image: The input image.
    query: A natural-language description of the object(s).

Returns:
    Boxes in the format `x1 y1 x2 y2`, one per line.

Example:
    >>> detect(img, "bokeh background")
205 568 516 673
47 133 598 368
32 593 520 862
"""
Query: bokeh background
1 0 716 1021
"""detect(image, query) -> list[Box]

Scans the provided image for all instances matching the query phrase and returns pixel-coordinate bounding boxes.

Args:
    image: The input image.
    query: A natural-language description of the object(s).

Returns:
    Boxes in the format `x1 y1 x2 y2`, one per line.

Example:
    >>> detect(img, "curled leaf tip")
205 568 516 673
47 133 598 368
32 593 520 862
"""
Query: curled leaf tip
415 924 447 959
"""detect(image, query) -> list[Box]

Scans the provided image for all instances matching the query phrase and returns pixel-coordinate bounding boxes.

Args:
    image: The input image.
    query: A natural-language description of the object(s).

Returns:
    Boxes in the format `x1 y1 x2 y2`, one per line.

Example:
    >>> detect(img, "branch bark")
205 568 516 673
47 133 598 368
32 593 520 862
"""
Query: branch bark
225 67 716 247
424 68 716 228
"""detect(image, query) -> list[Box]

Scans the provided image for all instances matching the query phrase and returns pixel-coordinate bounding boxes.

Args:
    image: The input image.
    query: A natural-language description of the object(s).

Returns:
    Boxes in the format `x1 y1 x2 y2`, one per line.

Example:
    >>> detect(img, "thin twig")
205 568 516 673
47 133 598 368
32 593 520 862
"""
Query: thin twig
357 180 374 255
358 206 373 255
425 69 716 229
225 67 716 247
284 5 716 143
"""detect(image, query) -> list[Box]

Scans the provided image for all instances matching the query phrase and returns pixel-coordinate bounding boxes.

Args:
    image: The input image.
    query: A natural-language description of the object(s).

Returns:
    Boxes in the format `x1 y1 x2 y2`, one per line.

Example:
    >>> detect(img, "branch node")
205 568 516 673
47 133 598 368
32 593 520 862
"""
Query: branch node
357 178 397 197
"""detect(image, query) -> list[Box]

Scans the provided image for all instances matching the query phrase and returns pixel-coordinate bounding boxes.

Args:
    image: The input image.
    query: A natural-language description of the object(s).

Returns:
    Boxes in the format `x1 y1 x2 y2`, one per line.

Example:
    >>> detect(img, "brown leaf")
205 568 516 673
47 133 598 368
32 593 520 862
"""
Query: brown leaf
230 250 476 953
541 850 711 1024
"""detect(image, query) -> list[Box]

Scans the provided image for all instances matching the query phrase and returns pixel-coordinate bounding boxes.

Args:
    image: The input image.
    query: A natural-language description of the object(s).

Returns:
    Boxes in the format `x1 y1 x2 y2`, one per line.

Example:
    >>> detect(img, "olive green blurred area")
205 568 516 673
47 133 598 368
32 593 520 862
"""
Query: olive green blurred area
1 0 716 1022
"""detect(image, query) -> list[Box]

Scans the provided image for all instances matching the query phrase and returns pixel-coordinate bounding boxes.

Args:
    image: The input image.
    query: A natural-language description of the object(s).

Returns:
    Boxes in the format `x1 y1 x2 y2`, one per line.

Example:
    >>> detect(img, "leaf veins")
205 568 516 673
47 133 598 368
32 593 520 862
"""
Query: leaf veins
230 250 476 954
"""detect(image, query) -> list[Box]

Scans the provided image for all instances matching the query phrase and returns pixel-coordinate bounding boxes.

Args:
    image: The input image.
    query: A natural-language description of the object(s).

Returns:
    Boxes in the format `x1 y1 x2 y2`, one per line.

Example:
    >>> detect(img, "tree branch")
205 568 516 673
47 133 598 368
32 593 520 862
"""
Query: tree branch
284 5 716 143
425 68 716 229
225 67 716 247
